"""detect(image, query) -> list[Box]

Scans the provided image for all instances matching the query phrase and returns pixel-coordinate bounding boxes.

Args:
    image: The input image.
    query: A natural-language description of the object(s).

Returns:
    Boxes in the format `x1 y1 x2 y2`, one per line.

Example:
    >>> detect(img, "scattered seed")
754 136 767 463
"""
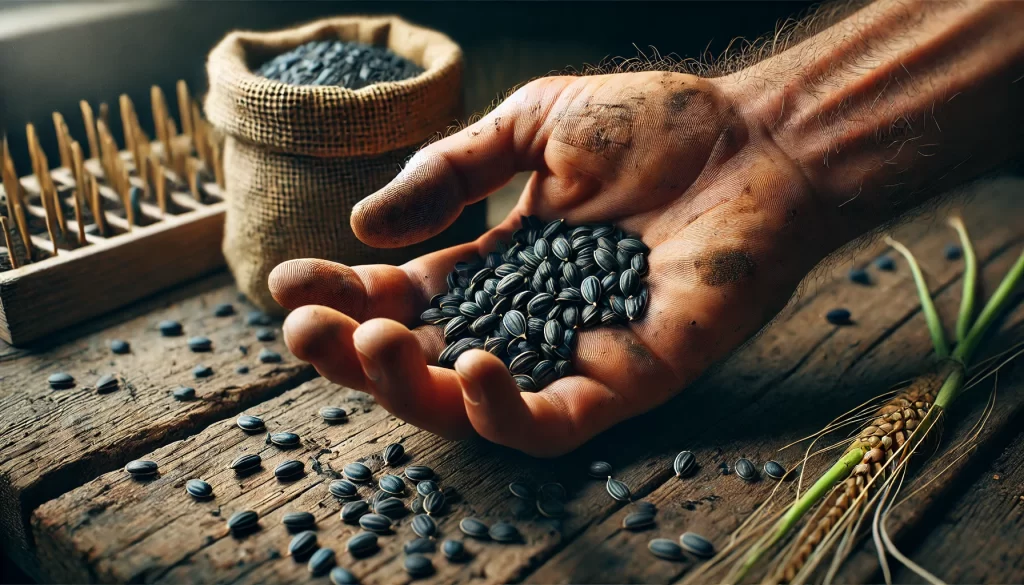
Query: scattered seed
442 539 466 561
622 511 656 531
229 454 262 474
459 517 490 539
378 474 405 495
373 498 405 520
187 336 212 352
48 372 75 390
358 513 392 534
536 497 565 518
633 501 657 515
679 532 716 558
673 451 697 478
275 460 304 481
227 510 259 535
404 537 436 555
246 311 272 326
340 500 369 524
307 547 336 576
346 531 378 557
648 538 684 560
874 255 896 271
330 567 359 585
320 407 348 423
235 365 250 374
411 497 424 515
404 553 434 578
236 414 265 432
848 268 870 285
283 511 316 532
110 339 130 354
289 530 319 559
826 308 852 325
944 243 963 260
424 490 446 516
763 460 787 480
255 328 276 342
539 482 566 502
488 522 522 543
158 320 182 336
172 386 196 401
382 443 405 466
735 458 758 482
258 348 282 363
344 462 372 482
412 514 438 538
95 374 119 394
606 478 631 501
213 303 234 317
192 364 213 378
185 479 213 499
416 480 440 497
514 375 538 392
125 460 158 477
508 482 533 500
588 461 612 478
404 465 434 482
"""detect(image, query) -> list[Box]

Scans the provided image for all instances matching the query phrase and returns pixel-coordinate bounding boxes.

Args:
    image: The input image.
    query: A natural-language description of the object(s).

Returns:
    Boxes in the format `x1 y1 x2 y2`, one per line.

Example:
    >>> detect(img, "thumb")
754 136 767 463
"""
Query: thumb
351 77 566 248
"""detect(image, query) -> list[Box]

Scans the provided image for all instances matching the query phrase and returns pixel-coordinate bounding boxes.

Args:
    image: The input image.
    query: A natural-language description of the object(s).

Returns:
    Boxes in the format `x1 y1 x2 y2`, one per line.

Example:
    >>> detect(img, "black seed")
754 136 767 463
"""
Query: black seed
518 249 541 270
237 414 265 432
187 336 212 352
158 320 182 336
502 310 528 339
606 478 631 501
346 531 378 557
459 301 485 318
619 269 640 297
618 238 648 254
527 292 555 316
374 497 406 519
235 365 250 374
514 375 537 392
378 474 405 495
616 248 632 269
527 317 546 341
439 294 462 308
359 513 392 533
508 482 534 500
680 532 715 557
626 294 648 321
592 225 615 238
484 336 510 357
172 386 196 401
542 219 565 239
320 406 348 423
648 538 684 560
509 351 540 375
424 490 446 516
246 311 272 326
283 511 316 532
622 512 655 531
495 262 519 278
552 237 572 261
561 305 579 329
496 272 527 296
534 238 550 259
610 296 627 319
213 303 234 317
405 537 436 554
412 513 438 538
581 304 600 327
192 364 213 378
411 497 424 515
270 432 301 448
256 328 276 342
48 372 75 390
275 460 304 480
382 443 404 465
588 461 613 478
673 451 697 477
944 243 963 260
227 510 259 535
404 553 434 578
459 517 490 539
735 458 758 481
307 547 335 576
539 482 566 502
438 337 481 366
874 255 896 271
594 248 619 272
634 501 657 514
631 252 648 276
404 465 434 482
95 374 119 394
443 316 471 342
344 462 372 482
330 567 359 585
289 530 319 559
410 481 436 498
420 308 446 324
489 522 522 543
442 539 466 561
258 348 282 363
341 500 369 523
185 479 213 498
848 268 870 285
490 295 512 315
230 454 261 472
764 460 787 480
580 275 602 305
554 360 572 378
826 308 852 325
110 339 130 354
536 497 566 518
556 287 583 304
600 307 618 325
125 460 158 476
470 313 502 336
531 360 557 387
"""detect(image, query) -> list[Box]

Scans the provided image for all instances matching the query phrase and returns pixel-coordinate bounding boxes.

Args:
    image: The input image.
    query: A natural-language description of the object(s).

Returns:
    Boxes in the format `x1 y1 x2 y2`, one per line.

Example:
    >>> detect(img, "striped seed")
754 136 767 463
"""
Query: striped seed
470 313 502 336
246 311 271 326
622 511 655 531
289 530 318 559
125 460 158 477
631 252 648 276
509 351 540 375
488 522 522 543
187 336 212 352
192 364 213 378
307 547 335 576
606 478 631 501
417 480 440 497
735 458 758 482
346 531 378 557
157 320 182 336
404 537 436 555
110 339 130 354
371 490 394 508
227 510 259 535
319 407 348 423
374 497 406 519
282 511 316 532
826 308 852 325
329 479 359 499
230 454 261 473
634 501 657 515
648 538 684 560
508 482 534 500
379 474 405 495
764 460 787 480
340 500 369 524
514 375 538 392
411 497 424 515
412 514 437 538
588 461 612 478
358 513 392 533
213 303 234 317
459 517 490 539
539 483 566 502
404 465 435 482
236 414 265 432
442 539 466 561
185 479 213 499
536 498 565 518
344 462 372 482
673 451 696 478
502 310 528 339
255 328 276 342
618 238 648 254
172 386 196 401
274 460 304 481
258 348 282 363
404 554 434 578
270 432 301 448
330 567 359 585
424 490 446 516
679 532 715 558
95 374 119 394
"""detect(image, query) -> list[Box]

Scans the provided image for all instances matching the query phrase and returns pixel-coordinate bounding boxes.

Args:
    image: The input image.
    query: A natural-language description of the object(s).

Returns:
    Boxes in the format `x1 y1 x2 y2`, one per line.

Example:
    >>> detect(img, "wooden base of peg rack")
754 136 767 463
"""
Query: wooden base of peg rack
1 81 227 346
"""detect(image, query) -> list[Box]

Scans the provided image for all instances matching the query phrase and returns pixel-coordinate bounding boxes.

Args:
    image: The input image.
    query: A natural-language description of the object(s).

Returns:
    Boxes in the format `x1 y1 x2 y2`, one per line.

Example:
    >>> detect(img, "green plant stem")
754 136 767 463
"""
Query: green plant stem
955 248 1024 366
950 218 978 343
886 237 950 358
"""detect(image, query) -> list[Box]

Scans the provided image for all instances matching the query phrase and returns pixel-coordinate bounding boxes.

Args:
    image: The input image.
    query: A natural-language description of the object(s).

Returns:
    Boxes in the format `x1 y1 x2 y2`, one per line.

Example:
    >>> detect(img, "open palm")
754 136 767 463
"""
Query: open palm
270 71 831 456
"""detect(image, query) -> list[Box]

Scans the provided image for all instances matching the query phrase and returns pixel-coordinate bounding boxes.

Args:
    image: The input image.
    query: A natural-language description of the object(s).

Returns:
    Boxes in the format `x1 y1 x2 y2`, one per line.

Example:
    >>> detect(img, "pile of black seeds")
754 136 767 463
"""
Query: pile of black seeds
421 215 650 391
256 40 424 89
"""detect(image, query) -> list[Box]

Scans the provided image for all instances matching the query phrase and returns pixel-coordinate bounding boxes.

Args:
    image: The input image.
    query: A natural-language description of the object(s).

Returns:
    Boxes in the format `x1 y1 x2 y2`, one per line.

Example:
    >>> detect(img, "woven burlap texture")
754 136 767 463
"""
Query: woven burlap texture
206 15 481 313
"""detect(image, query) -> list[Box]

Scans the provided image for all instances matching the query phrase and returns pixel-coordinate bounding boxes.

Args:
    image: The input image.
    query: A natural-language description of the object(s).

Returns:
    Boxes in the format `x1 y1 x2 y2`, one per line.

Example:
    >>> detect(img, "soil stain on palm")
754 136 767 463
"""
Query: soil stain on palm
668 88 701 113
693 249 756 286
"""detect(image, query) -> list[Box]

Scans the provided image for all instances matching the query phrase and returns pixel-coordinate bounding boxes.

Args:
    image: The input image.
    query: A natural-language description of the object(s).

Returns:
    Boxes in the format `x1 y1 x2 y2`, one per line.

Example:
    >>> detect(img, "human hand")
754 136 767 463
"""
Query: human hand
270 71 840 456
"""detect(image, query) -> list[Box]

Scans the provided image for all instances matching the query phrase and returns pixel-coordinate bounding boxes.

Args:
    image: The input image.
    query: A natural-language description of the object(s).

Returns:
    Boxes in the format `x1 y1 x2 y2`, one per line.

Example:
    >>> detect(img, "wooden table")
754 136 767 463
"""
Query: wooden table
2 178 1022 584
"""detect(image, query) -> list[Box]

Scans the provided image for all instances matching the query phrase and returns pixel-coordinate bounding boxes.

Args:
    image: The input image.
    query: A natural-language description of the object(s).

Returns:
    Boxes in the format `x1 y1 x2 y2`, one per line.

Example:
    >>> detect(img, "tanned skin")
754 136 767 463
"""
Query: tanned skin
268 0 1024 456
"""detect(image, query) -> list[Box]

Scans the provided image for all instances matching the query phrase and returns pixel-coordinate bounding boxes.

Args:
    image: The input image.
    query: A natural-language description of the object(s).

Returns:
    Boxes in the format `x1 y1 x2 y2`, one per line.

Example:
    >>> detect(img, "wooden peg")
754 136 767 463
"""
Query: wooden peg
151 154 167 216
118 94 136 157
152 85 171 158
177 79 193 138
1 216 20 269
52 112 71 169
88 174 107 237
1 138 31 258
71 141 87 246
80 100 101 161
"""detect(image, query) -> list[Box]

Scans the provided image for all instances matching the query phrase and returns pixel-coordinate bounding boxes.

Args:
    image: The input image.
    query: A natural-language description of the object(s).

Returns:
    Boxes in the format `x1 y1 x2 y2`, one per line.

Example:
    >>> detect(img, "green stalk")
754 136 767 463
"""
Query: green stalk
886 237 950 358
949 218 978 343
954 248 1024 367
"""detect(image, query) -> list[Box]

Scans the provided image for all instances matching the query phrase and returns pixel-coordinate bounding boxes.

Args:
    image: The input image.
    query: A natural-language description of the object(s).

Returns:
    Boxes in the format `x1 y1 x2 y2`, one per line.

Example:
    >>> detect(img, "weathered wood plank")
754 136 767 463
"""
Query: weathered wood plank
0 276 314 576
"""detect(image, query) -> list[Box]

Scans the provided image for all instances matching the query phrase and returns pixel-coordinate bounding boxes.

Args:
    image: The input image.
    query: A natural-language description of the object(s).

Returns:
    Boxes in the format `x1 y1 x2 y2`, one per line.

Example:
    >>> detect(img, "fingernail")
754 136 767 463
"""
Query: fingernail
356 350 381 383
454 361 483 406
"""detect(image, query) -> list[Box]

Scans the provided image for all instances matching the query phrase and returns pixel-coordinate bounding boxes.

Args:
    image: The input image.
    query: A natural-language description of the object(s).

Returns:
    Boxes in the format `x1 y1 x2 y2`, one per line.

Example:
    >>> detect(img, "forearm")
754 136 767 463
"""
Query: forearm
721 0 1024 248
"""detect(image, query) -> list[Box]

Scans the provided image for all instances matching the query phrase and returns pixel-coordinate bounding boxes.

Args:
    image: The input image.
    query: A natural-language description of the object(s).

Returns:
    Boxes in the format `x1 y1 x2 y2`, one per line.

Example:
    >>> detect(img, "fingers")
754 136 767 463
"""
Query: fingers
282 305 368 390
351 78 569 248
454 350 627 457
352 319 473 440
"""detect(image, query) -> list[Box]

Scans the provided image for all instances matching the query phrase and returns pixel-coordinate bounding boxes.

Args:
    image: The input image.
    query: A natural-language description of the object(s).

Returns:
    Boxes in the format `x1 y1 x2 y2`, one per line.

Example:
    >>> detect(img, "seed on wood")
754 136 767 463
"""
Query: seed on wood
330 567 359 585
763 460 787 480
539 482 567 502
405 537 436 555
848 268 870 285
270 432 301 448
442 539 466 561
673 451 697 478
341 500 369 523
346 531 378 557
125 460 158 477
172 386 196 401
343 462 372 482
48 372 75 390
412 481 437 498
255 328 276 342
289 530 319 559
192 364 213 378
411 496 425 515
735 458 758 481
606 478 631 501
372 490 395 506
185 479 213 499
95 374 119 394
634 501 657 515
246 311 271 326
588 461 613 478
378 474 405 495
258 348 282 363
648 538 684 560
358 513 392 533
283 511 316 532
679 532 715 558
826 308 852 325
187 336 212 352
622 511 656 531
536 497 565 518
230 454 261 473
944 243 963 260
236 414 265 432
275 460 304 480
236 365 250 374
508 482 534 500
459 517 490 539
381 443 405 466
404 553 434 578
874 255 896 271
320 406 348 423
404 465 434 482
412 513 438 538
489 522 522 543
424 490 446 516
110 339 130 354
227 510 259 535
374 497 406 519
307 547 335 576
213 303 235 317
158 320 182 336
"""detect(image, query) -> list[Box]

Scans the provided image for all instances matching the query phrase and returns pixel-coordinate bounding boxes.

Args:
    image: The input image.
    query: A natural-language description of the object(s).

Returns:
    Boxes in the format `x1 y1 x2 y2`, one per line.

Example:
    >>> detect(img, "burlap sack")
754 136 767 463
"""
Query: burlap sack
205 15 483 313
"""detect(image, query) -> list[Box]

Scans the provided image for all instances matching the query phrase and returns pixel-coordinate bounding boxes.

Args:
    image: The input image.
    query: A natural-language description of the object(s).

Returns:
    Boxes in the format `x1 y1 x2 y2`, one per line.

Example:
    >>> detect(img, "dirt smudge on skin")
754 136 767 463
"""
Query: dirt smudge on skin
624 336 656 370
693 249 756 286
667 88 701 113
